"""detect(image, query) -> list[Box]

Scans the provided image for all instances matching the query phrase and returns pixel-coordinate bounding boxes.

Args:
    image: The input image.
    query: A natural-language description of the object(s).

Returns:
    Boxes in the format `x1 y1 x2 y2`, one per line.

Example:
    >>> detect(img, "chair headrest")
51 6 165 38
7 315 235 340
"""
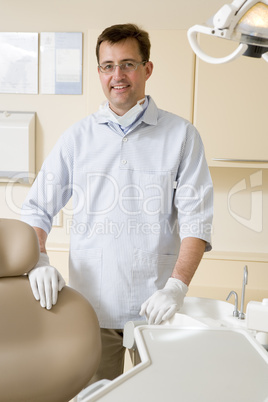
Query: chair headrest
0 219 39 277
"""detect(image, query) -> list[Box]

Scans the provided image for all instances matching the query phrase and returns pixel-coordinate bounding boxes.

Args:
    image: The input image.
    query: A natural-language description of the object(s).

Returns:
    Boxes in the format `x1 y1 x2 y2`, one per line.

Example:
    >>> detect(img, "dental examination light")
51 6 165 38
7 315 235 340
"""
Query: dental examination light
188 0 268 64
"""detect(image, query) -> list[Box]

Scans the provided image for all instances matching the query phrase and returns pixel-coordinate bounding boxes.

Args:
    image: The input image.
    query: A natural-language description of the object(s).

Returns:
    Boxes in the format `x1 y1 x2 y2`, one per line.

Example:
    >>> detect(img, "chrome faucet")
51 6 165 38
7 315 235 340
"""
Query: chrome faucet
226 265 248 320
239 265 248 320
226 290 239 317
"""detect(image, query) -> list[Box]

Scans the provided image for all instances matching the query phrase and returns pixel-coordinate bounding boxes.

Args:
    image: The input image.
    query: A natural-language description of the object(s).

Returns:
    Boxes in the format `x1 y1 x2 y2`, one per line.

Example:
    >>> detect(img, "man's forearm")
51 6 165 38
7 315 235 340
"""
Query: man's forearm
33 227 48 254
171 237 206 286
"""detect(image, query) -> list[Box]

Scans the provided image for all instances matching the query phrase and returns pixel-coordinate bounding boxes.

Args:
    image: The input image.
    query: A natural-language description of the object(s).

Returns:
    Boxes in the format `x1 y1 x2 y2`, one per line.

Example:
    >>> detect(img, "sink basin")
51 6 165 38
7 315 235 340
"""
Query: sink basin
180 296 234 319
163 297 247 329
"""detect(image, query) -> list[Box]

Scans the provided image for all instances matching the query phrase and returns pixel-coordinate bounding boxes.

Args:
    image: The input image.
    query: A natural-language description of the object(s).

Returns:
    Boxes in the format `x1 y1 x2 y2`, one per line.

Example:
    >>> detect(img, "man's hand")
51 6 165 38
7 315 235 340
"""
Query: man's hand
139 278 188 325
28 252 66 310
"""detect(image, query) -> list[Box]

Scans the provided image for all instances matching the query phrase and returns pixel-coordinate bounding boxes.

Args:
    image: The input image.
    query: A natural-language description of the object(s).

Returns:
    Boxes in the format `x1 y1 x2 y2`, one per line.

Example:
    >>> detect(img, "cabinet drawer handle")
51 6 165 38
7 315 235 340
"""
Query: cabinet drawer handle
212 158 268 163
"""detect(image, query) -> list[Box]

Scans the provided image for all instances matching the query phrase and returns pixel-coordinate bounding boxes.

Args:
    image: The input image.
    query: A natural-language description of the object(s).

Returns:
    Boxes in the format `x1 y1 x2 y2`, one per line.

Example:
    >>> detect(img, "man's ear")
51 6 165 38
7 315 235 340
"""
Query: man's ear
145 61 153 81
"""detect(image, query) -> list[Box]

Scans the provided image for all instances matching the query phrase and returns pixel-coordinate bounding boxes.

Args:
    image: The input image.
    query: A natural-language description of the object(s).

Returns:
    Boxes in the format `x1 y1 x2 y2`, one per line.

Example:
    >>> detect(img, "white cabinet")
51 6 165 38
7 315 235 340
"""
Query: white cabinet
189 252 268 305
0 111 35 183
193 36 268 168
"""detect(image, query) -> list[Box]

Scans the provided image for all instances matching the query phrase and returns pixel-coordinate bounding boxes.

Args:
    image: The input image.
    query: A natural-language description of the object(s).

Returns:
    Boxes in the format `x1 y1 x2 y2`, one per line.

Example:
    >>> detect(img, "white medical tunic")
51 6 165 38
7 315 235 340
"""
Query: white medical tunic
22 97 213 329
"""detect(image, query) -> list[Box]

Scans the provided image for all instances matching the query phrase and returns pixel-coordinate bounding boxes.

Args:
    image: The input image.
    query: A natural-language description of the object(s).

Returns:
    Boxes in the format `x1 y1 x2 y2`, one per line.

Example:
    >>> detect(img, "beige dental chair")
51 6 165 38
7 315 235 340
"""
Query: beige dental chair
0 218 101 402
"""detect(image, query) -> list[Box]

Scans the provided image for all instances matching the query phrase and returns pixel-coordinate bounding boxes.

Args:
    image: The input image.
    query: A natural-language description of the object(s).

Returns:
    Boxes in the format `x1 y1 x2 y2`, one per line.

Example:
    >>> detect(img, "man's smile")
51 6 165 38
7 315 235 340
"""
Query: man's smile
111 84 130 91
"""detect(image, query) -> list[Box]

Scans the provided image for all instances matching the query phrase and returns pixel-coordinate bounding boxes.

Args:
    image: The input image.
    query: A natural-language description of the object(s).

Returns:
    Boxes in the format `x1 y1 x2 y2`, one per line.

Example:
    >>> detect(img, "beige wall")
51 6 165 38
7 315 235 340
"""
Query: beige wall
1 0 267 306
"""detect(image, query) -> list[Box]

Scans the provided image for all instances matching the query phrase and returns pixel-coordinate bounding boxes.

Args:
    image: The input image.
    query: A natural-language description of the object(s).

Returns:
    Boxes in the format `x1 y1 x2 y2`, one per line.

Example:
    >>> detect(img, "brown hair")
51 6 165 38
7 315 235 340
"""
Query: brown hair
96 23 151 64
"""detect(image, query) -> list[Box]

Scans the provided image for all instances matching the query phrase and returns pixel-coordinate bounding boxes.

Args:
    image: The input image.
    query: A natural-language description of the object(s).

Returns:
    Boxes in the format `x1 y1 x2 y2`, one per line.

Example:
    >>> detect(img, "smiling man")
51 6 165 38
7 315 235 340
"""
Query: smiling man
97 36 153 115
21 24 213 383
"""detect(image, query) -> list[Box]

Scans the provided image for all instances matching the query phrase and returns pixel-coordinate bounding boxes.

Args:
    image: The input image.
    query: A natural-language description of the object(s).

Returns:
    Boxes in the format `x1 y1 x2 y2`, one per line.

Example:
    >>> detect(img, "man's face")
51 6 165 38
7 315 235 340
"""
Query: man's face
98 38 153 116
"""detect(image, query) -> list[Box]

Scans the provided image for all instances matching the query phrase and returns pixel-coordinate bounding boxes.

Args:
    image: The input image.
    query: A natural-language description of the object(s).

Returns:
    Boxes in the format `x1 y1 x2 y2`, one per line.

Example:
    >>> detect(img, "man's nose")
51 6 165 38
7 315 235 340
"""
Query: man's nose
113 65 125 79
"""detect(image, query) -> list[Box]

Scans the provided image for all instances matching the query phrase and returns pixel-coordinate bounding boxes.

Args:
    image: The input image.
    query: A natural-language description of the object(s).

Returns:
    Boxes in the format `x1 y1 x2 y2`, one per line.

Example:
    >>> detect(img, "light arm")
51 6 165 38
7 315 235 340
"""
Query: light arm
187 0 268 64
187 25 248 64
262 52 268 61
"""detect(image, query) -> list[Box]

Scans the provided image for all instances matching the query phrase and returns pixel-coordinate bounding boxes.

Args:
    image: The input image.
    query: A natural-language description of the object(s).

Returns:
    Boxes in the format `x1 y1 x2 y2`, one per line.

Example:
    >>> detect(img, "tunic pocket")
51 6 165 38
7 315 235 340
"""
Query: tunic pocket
69 248 102 309
130 248 177 312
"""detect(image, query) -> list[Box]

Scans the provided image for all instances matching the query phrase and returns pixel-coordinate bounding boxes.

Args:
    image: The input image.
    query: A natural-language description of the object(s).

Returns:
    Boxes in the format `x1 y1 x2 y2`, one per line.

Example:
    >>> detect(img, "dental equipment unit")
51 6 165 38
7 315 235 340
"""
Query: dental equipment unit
188 0 268 64
76 265 268 402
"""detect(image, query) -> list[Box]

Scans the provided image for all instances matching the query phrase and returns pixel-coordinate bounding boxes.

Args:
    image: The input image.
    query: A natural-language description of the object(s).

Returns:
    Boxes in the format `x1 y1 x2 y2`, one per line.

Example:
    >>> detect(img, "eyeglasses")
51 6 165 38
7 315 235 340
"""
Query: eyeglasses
98 61 147 74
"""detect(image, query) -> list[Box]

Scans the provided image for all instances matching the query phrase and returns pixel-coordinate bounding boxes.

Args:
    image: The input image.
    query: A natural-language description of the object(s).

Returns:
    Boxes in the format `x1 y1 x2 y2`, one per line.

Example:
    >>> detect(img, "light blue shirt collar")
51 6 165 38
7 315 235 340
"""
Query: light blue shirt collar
96 95 158 134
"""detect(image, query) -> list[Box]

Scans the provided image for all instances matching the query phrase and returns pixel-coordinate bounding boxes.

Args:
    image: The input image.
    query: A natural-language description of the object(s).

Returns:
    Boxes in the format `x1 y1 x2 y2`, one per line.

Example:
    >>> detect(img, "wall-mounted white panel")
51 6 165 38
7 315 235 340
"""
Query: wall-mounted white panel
0 33 38 94
0 111 35 183
40 32 83 95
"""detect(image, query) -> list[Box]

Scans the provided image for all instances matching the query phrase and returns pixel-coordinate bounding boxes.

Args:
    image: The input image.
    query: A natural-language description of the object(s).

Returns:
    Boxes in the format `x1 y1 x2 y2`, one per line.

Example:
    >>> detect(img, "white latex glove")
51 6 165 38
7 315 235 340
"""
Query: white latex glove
28 252 66 310
139 277 188 325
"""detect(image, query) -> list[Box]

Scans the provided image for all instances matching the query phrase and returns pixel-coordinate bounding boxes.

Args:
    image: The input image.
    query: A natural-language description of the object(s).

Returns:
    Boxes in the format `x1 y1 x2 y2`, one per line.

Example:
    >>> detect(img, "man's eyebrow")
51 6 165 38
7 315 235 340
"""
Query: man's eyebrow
100 58 137 64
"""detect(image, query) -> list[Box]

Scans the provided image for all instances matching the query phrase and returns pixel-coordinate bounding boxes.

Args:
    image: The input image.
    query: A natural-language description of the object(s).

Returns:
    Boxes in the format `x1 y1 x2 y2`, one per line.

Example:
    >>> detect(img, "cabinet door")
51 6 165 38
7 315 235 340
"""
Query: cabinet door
189 256 268 304
193 35 268 167
146 30 195 121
